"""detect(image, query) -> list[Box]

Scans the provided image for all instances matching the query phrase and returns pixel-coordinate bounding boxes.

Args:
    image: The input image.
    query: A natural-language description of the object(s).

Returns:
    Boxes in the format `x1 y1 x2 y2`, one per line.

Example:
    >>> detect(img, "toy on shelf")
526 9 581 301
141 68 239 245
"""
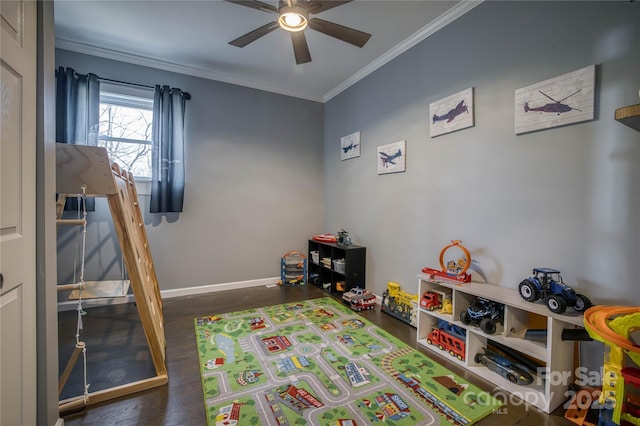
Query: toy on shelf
583 306 640 426
440 298 453 314
336 229 352 247
510 328 548 342
427 321 466 361
312 233 337 243
474 349 534 385
420 290 453 314
320 256 332 268
381 281 419 327
518 268 592 314
350 293 376 312
420 291 442 311
309 273 319 286
422 240 472 284
460 297 504 335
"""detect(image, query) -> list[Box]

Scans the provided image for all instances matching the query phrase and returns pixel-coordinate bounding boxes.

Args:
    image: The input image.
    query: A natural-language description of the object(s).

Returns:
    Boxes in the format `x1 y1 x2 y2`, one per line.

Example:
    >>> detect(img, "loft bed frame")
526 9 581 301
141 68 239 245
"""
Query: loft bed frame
56 143 166 413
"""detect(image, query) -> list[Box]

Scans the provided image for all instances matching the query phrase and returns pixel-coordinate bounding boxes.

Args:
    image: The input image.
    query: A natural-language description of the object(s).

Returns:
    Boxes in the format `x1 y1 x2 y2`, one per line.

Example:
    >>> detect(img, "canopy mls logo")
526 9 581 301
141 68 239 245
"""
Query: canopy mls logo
536 366 603 387
463 366 606 412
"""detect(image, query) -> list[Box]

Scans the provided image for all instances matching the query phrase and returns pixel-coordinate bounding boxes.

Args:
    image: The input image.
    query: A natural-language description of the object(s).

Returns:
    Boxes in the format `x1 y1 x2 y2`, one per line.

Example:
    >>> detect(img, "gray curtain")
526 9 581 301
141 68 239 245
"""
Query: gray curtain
55 67 100 211
150 85 187 213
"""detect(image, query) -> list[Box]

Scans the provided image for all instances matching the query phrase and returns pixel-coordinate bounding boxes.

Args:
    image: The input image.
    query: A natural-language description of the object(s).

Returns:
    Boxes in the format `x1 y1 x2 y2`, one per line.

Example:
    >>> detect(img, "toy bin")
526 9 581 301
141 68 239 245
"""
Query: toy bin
333 258 345 274
311 250 319 264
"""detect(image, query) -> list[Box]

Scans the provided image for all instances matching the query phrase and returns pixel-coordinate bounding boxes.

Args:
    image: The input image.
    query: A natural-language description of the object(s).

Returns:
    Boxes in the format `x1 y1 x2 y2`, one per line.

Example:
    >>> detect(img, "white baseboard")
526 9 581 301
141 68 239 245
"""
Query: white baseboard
57 277 280 312
160 277 280 299
55 418 64 426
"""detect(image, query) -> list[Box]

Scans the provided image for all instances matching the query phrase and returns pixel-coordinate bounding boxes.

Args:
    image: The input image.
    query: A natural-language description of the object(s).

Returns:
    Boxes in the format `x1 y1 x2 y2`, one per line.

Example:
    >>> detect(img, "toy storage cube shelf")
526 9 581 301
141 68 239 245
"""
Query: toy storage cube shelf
416 273 585 414
307 240 366 295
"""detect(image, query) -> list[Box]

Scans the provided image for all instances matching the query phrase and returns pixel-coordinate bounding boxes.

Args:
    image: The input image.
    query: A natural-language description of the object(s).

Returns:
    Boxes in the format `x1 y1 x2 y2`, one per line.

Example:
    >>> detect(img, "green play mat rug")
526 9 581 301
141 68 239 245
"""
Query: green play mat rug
194 297 502 425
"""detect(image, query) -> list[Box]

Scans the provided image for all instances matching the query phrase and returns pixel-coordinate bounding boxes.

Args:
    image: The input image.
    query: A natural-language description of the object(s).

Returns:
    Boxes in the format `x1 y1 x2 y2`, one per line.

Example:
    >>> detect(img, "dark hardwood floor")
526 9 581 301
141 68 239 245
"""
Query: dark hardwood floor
59 285 577 425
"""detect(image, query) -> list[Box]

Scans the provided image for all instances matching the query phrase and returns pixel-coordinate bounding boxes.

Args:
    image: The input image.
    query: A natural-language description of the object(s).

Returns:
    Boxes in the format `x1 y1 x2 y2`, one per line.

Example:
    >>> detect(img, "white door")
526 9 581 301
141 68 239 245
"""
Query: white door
1 1 37 425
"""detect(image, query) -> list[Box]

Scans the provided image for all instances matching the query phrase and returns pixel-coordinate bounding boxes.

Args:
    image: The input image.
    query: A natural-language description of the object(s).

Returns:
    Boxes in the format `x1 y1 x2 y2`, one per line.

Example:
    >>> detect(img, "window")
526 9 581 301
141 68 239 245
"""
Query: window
99 86 154 179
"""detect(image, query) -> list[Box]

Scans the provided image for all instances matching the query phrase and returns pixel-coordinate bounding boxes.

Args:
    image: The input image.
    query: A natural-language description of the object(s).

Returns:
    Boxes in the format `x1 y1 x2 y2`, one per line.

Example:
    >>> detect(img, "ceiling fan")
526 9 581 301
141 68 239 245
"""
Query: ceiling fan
225 0 371 65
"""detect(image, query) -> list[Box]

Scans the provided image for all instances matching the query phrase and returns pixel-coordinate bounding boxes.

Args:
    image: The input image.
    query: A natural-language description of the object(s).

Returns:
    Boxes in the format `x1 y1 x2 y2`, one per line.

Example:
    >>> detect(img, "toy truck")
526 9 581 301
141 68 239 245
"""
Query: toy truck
420 291 442 311
460 297 504 335
350 294 376 311
381 281 418 326
342 286 370 304
427 327 466 361
518 268 592 314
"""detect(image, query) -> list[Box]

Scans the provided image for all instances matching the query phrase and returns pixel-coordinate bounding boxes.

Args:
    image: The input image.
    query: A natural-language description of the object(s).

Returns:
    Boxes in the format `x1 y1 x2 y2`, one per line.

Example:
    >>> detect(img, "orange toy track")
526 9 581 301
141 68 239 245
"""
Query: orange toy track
583 306 640 353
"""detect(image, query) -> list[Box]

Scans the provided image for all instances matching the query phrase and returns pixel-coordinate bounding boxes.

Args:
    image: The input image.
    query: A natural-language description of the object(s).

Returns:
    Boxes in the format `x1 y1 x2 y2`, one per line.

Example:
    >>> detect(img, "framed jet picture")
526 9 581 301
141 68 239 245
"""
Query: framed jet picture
340 131 360 160
429 88 474 138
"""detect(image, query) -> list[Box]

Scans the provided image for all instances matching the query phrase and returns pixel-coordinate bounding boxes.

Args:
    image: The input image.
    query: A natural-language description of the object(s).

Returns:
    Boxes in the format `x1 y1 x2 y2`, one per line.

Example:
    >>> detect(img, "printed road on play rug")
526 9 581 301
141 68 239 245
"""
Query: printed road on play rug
194 297 502 425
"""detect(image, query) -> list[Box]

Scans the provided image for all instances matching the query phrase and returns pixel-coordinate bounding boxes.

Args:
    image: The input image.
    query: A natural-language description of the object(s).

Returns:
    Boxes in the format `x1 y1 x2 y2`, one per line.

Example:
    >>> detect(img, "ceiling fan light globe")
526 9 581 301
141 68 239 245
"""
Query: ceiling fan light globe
278 5 308 32
284 13 301 27
278 12 307 32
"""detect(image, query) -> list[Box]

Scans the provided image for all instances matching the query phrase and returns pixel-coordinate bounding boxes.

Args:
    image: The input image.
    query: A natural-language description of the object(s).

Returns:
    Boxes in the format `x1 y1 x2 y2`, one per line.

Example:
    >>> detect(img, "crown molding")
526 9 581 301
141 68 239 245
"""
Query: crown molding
55 38 324 102
322 0 483 103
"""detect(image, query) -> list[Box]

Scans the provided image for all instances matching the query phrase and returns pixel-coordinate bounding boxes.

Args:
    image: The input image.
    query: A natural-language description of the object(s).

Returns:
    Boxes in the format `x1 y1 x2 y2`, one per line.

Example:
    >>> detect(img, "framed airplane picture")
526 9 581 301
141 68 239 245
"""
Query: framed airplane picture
429 87 474 137
377 140 405 175
514 64 595 134
340 131 360 160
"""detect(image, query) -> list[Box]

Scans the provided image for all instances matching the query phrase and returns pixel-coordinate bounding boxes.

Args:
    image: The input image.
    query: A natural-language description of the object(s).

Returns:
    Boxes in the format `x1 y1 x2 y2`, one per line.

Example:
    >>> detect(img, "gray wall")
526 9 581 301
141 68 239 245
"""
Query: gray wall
56 49 324 290
324 1 640 305
56 1 640 305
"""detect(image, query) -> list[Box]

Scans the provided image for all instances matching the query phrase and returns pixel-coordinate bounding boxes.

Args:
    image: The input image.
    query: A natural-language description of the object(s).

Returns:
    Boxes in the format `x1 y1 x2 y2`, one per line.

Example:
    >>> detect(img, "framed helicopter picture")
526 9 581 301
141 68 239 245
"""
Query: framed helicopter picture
514 64 595 134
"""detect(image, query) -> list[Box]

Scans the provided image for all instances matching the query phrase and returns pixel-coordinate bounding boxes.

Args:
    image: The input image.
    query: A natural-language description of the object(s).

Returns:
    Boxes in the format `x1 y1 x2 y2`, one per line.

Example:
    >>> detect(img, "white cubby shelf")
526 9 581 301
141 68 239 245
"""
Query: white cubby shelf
416 273 585 414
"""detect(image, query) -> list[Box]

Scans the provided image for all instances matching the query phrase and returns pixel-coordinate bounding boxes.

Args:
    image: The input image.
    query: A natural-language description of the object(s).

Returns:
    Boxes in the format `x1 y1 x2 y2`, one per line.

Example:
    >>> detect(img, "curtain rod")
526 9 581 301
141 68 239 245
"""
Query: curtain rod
99 77 191 100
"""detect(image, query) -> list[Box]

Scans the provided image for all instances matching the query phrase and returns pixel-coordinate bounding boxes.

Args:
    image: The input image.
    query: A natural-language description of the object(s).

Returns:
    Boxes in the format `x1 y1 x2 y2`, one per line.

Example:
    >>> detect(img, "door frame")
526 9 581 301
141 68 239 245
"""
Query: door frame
35 1 60 424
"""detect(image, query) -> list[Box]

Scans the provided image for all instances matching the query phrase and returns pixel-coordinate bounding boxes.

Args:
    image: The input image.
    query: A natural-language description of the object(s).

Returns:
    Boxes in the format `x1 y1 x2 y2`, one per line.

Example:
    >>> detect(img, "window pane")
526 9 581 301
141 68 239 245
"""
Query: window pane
99 103 152 141
99 100 153 178
98 139 152 178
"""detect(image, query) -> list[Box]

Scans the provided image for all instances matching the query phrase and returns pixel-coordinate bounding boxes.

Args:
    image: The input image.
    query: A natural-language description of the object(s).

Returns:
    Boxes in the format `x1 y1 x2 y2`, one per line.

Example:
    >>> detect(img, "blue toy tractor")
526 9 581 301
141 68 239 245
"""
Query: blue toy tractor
518 268 592 314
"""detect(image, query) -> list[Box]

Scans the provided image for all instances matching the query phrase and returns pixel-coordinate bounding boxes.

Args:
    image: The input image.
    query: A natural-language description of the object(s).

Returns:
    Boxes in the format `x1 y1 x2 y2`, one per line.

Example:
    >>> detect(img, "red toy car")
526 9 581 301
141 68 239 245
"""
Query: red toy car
420 291 442 311
350 294 376 311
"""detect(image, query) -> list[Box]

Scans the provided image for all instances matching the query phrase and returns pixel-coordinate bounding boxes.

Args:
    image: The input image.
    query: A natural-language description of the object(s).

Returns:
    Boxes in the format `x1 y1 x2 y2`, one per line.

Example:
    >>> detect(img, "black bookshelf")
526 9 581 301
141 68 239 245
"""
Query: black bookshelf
307 239 366 296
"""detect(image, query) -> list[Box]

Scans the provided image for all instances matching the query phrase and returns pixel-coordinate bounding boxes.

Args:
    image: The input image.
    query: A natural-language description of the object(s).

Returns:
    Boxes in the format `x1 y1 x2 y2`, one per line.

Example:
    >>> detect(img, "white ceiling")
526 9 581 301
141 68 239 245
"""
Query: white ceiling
54 1 481 102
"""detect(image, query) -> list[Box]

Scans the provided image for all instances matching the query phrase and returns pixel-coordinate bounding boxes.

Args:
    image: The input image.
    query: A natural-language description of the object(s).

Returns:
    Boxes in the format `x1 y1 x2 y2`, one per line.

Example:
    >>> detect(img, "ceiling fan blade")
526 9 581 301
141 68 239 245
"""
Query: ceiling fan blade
290 31 311 64
304 1 352 15
229 21 279 47
308 17 371 48
225 0 277 14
